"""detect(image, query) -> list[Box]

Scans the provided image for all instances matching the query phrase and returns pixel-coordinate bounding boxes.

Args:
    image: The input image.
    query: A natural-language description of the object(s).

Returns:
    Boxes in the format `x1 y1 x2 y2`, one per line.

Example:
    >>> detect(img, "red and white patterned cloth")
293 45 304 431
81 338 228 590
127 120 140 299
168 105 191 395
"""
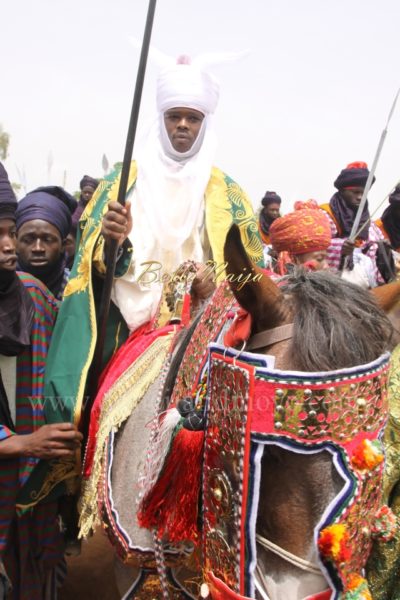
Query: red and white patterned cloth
323 210 384 285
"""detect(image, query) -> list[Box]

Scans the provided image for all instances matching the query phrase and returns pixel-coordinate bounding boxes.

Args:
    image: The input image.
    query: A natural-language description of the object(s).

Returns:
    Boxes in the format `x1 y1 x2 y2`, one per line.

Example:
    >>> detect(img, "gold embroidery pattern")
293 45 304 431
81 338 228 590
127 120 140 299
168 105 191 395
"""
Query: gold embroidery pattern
16 456 79 511
171 283 234 403
269 370 389 443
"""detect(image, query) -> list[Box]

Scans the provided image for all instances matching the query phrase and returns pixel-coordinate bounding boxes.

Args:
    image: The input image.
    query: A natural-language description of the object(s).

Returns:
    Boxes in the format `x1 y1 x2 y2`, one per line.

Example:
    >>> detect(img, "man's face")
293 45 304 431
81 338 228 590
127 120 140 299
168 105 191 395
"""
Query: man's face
340 187 364 210
0 219 17 272
263 202 281 221
295 250 328 271
164 107 205 153
64 233 76 260
17 219 64 271
81 185 96 203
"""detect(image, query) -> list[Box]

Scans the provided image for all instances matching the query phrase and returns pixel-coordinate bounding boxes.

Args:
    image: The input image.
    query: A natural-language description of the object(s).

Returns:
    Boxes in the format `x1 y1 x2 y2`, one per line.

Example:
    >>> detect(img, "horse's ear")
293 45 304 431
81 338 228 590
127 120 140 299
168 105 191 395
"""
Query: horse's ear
224 224 284 322
371 279 400 312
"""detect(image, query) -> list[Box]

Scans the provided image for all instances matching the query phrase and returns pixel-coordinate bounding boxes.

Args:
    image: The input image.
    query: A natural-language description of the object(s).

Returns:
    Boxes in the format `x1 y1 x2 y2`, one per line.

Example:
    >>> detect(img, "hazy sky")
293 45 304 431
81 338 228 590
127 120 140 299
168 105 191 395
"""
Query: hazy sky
2 0 400 216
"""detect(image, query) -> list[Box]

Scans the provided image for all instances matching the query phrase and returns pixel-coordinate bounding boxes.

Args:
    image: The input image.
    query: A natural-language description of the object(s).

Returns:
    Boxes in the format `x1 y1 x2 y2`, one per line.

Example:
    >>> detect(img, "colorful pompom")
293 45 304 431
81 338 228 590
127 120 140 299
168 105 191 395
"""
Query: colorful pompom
371 505 397 542
343 574 372 599
351 438 384 471
318 523 351 563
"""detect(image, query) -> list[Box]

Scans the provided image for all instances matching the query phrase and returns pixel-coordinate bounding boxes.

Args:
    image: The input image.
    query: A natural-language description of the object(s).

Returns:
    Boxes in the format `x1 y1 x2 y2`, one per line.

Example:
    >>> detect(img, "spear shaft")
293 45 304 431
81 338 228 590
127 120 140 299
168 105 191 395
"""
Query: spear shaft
84 0 157 433
350 87 400 241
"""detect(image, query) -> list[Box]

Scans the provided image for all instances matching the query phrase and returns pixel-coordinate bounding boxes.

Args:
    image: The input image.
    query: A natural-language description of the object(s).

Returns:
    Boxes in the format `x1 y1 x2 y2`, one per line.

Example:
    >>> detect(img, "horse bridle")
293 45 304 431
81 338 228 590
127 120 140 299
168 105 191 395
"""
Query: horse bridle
246 323 294 351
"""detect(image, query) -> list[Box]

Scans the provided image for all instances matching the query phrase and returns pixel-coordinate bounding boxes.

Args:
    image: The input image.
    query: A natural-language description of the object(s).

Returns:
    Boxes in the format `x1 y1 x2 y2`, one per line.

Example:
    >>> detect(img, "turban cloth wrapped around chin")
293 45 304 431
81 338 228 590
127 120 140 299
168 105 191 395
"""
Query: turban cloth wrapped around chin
269 201 332 255
15 187 76 239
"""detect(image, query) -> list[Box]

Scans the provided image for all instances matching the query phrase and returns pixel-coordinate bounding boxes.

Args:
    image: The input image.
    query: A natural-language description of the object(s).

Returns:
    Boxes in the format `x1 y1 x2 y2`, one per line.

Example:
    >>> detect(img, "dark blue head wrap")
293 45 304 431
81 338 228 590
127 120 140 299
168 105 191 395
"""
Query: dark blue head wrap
0 162 17 220
334 161 375 190
16 186 77 239
80 175 99 191
381 186 400 250
261 191 282 207
389 186 400 204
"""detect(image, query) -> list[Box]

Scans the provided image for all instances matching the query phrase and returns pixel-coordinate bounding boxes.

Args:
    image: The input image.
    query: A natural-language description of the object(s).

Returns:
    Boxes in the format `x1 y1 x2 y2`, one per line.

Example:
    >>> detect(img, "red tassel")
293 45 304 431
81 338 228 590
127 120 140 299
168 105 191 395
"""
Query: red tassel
137 427 204 542
224 308 252 348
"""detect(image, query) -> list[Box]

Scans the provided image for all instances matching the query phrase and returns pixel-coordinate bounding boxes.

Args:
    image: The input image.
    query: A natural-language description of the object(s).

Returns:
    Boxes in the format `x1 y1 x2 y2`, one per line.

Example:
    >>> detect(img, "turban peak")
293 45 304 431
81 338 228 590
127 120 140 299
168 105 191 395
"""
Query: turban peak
32 186 77 214
0 162 17 220
261 191 282 207
80 175 99 191
16 186 77 239
269 203 331 255
156 56 220 115
334 161 375 190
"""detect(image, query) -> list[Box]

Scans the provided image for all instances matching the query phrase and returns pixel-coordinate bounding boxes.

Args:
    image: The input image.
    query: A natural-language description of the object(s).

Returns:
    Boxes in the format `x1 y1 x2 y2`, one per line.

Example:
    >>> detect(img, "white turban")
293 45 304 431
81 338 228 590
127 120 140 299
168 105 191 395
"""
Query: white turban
112 51 240 332
156 56 220 115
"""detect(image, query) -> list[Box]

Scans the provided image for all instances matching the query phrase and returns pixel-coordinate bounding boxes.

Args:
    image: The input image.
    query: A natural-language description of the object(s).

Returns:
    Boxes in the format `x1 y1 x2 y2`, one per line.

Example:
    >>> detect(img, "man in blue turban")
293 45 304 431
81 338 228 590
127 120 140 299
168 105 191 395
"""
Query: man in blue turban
0 164 82 599
16 186 77 300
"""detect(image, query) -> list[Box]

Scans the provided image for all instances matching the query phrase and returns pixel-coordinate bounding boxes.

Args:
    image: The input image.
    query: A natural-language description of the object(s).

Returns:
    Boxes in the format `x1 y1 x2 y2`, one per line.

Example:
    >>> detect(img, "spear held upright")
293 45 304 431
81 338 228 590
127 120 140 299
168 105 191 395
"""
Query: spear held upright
350 87 400 241
84 0 157 430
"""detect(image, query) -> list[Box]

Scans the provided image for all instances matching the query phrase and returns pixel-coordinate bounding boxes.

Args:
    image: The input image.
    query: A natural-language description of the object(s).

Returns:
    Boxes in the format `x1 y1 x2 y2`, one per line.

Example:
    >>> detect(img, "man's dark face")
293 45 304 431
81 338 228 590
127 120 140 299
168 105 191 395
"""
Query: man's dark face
81 185 96 203
0 219 17 272
17 219 64 272
163 107 205 153
263 202 281 221
340 187 364 210
64 233 76 260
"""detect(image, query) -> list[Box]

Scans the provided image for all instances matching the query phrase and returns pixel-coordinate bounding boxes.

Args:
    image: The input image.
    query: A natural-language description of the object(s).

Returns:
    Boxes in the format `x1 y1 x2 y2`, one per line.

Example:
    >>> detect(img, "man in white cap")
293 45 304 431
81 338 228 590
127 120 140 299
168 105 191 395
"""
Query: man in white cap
32 53 263 598
41 54 263 427
100 54 263 334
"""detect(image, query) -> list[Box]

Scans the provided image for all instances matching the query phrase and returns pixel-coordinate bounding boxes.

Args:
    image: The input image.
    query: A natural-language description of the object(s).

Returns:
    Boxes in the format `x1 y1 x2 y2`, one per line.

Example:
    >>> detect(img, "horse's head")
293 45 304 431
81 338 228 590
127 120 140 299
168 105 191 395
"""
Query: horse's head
224 223 294 369
211 225 395 600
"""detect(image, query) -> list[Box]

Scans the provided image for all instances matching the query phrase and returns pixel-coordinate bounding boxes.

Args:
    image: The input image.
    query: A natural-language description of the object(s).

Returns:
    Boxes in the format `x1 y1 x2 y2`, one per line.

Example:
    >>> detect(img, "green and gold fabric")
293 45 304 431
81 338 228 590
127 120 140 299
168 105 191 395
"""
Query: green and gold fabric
19 161 263 507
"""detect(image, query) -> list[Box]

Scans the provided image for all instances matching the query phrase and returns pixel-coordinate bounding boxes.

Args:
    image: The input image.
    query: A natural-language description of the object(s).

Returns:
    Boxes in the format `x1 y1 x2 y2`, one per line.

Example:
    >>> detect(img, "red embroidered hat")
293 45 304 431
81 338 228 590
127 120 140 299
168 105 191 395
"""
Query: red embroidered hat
269 201 331 255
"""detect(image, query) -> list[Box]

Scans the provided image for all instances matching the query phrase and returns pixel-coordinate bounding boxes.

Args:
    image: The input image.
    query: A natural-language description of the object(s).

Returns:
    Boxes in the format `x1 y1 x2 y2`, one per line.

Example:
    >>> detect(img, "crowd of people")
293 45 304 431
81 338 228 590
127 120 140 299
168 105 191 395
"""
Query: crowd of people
258 161 398 287
0 51 400 600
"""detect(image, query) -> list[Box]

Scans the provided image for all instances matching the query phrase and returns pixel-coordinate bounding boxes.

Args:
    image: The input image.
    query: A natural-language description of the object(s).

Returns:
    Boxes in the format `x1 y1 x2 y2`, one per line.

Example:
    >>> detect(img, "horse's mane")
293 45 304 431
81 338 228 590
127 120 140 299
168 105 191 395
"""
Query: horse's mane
281 269 394 371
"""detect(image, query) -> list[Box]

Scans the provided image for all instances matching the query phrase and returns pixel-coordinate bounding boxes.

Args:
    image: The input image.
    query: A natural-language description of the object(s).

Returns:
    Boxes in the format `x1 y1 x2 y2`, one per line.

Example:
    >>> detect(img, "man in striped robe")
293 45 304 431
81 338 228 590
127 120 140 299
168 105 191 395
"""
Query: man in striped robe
319 161 386 285
0 163 82 599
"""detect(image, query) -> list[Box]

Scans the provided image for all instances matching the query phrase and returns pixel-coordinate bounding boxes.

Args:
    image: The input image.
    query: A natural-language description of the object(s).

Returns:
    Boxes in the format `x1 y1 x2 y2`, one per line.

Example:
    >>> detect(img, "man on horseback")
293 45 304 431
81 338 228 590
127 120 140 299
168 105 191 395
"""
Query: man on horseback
320 161 393 285
26 53 263 597
268 200 331 272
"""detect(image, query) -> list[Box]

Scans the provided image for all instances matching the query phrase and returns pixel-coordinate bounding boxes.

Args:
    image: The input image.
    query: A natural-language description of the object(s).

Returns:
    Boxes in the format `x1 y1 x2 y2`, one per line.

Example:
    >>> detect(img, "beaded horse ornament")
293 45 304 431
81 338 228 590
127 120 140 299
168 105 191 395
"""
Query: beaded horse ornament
201 225 396 600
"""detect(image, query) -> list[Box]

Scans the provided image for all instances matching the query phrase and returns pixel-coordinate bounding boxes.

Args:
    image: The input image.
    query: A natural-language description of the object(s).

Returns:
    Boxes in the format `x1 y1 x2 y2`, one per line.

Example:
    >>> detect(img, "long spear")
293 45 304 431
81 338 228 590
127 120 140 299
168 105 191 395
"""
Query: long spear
349 87 400 241
83 0 157 432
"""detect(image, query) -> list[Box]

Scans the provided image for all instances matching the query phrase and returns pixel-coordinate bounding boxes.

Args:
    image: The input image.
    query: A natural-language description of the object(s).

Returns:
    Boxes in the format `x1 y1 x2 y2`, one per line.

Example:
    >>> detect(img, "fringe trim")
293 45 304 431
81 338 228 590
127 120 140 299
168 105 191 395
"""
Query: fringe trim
78 331 175 538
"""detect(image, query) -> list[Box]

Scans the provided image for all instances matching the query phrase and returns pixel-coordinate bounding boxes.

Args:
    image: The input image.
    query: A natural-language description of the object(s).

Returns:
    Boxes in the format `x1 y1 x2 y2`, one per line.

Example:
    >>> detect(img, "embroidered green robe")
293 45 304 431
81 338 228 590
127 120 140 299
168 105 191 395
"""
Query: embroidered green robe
20 161 263 506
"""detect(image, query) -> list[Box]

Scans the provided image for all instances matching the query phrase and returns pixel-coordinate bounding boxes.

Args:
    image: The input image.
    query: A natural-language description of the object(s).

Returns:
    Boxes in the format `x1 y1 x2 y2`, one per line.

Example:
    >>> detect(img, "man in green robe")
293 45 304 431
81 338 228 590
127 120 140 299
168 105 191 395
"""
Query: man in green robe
24 54 263 524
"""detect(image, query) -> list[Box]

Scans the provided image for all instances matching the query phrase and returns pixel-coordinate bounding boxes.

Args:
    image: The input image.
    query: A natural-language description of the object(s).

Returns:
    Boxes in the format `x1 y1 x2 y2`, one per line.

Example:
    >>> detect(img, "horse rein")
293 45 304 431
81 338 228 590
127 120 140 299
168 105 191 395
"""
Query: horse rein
246 323 294 351
256 533 321 575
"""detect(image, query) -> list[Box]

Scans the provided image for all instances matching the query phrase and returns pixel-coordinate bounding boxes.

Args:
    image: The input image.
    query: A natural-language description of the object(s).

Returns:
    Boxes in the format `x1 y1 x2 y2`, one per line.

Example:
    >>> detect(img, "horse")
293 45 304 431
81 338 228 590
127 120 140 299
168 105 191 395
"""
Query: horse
65 224 395 599
201 225 395 599
138 224 395 600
